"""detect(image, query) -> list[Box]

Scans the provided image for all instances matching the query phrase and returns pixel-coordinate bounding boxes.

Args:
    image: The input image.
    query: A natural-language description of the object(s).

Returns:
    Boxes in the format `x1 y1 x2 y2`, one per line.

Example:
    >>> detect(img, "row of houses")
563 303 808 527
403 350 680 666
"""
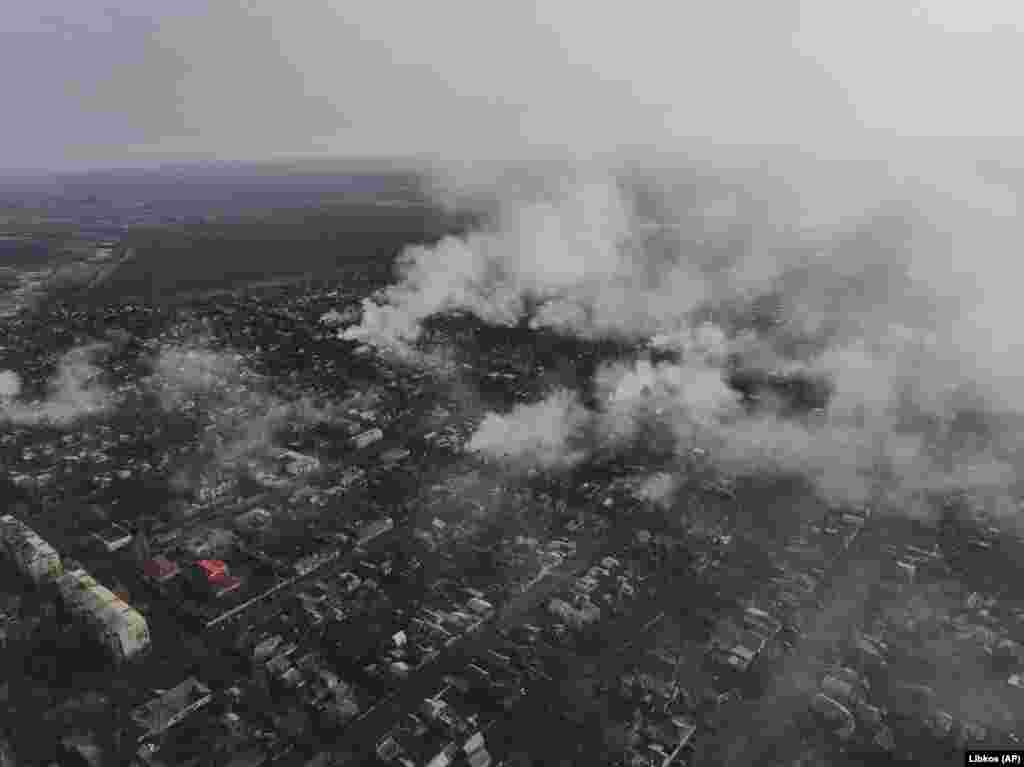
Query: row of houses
377 687 493 767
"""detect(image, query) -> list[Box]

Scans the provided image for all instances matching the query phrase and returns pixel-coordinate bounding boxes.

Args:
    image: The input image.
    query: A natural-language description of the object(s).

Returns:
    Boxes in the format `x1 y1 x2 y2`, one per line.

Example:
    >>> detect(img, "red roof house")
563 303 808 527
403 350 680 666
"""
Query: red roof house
196 559 227 579
143 556 180 583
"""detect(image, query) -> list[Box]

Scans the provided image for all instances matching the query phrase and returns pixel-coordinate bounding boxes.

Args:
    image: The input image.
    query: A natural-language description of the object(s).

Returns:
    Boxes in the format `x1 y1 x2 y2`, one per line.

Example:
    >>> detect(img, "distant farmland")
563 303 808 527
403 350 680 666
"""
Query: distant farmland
2 162 482 307
82 201 478 305
0 235 55 267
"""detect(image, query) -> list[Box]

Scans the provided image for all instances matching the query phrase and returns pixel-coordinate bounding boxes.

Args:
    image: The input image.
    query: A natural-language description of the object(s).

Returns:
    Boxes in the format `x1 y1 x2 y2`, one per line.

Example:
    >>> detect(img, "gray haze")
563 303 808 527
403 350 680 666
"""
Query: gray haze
348 156 1024 531
0 344 115 427
4 2 1024 171
145 341 341 483
9 0 1024 524
6 3 1024 750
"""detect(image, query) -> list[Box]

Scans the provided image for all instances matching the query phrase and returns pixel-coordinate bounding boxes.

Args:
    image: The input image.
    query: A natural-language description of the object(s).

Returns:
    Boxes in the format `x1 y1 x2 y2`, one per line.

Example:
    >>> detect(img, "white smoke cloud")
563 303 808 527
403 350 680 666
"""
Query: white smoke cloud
467 388 590 470
343 177 659 352
340 145 1024 530
344 169 805 352
0 370 21 400
594 321 1024 516
465 298 1024 526
0 344 114 427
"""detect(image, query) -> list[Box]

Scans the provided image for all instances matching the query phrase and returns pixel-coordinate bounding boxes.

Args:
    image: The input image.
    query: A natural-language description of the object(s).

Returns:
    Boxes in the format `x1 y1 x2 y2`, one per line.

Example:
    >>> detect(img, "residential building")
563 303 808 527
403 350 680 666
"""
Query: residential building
351 428 384 450
131 678 213 740
56 567 151 663
0 515 63 584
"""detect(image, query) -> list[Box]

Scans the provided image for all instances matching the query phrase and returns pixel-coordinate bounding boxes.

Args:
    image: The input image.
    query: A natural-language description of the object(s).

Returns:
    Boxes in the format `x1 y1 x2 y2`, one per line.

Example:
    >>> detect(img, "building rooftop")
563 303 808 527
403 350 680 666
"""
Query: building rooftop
131 677 213 738
143 556 180 582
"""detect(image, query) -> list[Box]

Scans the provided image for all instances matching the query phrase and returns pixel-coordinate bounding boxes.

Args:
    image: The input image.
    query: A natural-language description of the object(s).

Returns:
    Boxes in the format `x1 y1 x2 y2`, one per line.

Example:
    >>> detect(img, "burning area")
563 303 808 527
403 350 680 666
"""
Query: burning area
344 163 1024 535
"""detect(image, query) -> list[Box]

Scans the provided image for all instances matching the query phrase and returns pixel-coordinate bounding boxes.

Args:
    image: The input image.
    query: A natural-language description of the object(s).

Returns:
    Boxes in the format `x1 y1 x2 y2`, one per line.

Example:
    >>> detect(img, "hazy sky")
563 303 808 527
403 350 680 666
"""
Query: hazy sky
3 1 1023 171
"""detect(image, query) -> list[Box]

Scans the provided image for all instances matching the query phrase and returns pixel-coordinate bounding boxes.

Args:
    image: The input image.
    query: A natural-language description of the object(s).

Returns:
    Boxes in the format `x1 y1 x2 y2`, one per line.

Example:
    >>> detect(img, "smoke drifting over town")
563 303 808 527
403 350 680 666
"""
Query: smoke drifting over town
4 4 1024 760
146 342 339 481
468 389 591 471
346 160 1024 533
0 344 115 427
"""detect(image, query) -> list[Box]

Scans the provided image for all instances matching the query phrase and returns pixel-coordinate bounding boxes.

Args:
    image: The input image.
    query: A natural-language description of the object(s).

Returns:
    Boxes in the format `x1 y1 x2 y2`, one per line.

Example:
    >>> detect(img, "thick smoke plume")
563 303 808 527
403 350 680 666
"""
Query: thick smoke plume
343 176 713 352
348 160 1024 533
467 388 590 470
0 344 115 427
